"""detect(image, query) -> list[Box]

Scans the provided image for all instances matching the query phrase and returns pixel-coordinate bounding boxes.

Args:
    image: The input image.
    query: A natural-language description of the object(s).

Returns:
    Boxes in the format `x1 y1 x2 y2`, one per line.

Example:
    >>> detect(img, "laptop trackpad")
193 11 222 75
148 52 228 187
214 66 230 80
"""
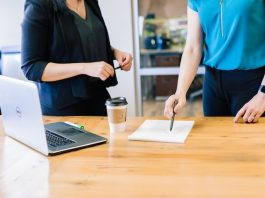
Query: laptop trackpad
45 122 85 137
57 128 83 136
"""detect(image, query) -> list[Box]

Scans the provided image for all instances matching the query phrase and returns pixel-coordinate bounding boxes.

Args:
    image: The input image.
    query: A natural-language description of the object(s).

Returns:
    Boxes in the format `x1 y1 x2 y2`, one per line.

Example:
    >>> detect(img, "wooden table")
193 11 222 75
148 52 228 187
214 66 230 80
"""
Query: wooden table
1 116 265 198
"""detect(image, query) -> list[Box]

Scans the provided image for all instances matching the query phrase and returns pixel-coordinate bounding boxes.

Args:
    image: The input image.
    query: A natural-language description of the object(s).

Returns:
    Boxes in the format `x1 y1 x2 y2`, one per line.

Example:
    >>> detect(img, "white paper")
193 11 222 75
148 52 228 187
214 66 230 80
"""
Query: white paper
128 120 194 143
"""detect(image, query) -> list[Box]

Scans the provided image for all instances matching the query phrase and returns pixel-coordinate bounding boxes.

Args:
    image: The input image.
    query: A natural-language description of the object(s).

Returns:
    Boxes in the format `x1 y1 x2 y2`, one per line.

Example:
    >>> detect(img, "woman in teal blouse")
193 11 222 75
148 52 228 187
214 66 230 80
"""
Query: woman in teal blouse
164 0 265 123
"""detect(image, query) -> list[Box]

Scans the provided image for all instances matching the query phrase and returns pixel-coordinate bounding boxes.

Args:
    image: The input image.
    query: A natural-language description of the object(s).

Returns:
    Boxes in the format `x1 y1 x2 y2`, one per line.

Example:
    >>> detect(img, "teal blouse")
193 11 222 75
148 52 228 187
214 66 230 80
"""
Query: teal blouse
188 0 265 70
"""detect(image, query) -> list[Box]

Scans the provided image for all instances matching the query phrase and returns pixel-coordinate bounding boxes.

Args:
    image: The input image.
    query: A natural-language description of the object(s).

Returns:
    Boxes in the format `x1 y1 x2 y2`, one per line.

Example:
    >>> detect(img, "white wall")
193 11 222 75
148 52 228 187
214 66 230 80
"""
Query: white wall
0 0 24 46
99 0 137 116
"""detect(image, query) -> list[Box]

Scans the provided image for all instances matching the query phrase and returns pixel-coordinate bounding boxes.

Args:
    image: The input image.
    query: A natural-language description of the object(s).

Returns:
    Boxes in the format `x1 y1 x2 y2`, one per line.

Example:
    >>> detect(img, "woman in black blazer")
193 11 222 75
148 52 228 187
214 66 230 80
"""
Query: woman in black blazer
21 0 132 116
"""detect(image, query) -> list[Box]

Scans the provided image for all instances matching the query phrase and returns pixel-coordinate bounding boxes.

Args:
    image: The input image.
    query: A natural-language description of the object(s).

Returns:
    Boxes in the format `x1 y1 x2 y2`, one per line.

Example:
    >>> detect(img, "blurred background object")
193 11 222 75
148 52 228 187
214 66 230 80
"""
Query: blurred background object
0 45 26 81
138 0 204 116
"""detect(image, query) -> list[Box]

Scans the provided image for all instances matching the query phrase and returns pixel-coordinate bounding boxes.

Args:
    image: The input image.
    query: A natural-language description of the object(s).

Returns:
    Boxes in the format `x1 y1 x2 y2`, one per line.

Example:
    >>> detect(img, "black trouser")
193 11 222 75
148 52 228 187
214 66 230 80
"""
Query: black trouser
203 66 265 116
42 92 110 116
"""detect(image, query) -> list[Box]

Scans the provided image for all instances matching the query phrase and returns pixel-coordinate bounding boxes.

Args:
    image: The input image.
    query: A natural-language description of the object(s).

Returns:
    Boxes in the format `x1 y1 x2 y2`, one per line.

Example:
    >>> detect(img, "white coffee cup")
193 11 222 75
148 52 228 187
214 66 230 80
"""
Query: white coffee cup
105 97 128 133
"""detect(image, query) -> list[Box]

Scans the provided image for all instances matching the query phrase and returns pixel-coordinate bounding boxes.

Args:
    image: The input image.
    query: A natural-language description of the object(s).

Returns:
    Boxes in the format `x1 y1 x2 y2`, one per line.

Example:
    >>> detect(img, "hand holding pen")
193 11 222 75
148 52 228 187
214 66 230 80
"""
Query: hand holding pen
114 65 123 70
169 100 178 131
164 93 187 125
113 48 133 71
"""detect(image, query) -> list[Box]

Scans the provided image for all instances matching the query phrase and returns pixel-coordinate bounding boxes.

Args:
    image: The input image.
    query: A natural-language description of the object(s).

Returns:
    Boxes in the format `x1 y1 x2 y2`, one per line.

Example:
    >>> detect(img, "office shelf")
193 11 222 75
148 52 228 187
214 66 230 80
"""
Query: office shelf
139 66 205 76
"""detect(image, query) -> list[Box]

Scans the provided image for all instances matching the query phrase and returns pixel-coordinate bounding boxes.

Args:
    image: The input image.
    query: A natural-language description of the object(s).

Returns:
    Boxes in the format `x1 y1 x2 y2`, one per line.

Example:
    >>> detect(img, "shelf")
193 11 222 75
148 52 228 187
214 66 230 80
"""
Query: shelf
139 66 205 76
140 49 183 55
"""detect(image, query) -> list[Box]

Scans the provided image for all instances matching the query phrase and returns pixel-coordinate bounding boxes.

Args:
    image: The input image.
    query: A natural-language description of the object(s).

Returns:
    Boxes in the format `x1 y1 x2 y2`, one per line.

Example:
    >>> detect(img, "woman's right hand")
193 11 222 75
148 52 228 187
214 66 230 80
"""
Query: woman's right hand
82 61 114 81
164 93 187 119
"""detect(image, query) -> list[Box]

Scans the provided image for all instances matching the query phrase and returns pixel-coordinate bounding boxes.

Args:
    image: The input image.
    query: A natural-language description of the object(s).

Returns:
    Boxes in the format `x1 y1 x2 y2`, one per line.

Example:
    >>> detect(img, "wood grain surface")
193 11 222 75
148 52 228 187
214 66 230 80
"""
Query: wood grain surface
0 116 265 198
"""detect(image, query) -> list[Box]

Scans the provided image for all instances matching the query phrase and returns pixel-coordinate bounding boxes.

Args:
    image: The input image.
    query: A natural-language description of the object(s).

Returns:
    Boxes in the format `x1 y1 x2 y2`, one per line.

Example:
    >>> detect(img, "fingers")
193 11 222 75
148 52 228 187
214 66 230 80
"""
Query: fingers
174 100 185 113
164 106 173 119
234 105 246 123
253 113 262 123
249 111 262 123
244 111 260 123
164 96 175 118
120 54 131 66
243 108 252 123
99 70 110 81
98 62 114 80
119 53 133 71
248 112 256 123
234 104 261 124
164 95 186 119
104 64 115 77
242 107 262 123
234 93 265 124
121 62 132 71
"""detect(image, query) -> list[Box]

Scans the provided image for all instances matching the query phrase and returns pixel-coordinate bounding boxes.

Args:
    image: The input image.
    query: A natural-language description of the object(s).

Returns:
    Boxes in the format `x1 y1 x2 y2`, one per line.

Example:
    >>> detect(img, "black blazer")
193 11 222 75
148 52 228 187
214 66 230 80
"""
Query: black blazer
21 0 118 109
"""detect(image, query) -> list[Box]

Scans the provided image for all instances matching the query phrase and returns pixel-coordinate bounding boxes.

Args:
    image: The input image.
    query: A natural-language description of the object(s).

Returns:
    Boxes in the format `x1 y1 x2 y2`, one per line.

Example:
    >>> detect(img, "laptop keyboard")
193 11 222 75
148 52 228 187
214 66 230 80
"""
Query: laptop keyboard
45 130 75 147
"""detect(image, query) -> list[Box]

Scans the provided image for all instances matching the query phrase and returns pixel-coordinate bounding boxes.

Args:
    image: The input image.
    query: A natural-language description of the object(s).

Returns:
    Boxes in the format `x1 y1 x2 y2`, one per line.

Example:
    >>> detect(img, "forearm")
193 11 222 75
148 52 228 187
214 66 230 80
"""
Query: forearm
176 44 203 96
41 62 85 82
111 46 124 59
111 46 119 60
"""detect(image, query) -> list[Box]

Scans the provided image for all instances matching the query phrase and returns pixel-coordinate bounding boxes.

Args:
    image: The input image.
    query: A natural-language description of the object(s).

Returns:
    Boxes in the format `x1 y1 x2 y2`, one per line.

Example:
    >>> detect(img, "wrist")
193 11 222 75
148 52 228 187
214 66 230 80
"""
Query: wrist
112 48 120 59
79 63 87 75
258 85 265 99
175 90 186 98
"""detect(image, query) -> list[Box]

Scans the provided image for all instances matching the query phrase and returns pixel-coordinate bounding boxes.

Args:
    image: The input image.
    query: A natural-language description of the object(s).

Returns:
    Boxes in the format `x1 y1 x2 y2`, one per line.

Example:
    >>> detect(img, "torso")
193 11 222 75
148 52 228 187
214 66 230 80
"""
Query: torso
191 0 265 70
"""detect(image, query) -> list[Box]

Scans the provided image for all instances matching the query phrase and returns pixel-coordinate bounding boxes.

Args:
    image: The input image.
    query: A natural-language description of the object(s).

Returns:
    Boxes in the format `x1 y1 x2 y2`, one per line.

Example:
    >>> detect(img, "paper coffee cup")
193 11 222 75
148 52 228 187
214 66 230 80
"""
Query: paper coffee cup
106 97 128 133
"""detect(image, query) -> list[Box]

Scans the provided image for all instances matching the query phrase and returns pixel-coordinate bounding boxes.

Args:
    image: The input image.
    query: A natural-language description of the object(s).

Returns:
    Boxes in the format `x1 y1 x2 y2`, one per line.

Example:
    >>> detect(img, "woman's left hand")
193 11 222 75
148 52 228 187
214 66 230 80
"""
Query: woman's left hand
234 92 265 123
113 48 133 71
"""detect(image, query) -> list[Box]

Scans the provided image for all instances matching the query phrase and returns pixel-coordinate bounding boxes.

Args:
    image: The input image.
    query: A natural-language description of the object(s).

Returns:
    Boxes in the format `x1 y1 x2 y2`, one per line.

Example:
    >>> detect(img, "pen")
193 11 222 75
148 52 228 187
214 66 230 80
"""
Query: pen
169 100 177 132
114 65 122 70
64 122 84 129
115 57 126 70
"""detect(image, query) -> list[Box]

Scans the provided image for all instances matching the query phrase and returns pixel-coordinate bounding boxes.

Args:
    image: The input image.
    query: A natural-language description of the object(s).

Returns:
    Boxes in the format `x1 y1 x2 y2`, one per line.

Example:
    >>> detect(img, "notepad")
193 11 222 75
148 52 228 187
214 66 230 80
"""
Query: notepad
128 120 194 143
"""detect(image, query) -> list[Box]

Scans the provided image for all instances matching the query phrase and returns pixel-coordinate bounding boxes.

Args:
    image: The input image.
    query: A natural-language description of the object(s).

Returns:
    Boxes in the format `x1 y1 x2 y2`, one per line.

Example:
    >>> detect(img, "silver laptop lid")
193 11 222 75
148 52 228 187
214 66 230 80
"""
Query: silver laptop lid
0 75 49 155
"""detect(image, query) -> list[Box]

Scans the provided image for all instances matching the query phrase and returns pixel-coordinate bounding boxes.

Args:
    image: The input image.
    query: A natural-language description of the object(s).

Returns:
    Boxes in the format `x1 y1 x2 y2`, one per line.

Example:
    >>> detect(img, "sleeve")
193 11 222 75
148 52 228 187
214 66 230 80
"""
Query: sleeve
21 0 51 82
188 0 198 12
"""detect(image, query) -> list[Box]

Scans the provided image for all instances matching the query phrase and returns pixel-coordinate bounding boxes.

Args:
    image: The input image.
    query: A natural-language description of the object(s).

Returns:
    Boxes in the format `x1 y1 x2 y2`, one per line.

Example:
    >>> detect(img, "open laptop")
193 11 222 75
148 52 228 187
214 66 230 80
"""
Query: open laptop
0 75 107 156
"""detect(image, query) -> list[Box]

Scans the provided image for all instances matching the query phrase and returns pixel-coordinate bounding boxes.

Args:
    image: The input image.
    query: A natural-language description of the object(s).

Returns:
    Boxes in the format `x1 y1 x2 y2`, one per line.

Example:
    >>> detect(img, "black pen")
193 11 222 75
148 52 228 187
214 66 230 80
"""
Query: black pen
115 57 126 70
169 100 177 132
114 65 122 70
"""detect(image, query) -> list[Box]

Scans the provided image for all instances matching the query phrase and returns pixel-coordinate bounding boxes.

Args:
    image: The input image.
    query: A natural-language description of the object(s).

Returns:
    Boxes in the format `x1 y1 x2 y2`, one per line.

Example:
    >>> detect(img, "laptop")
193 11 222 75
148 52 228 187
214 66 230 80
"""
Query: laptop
0 75 107 156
